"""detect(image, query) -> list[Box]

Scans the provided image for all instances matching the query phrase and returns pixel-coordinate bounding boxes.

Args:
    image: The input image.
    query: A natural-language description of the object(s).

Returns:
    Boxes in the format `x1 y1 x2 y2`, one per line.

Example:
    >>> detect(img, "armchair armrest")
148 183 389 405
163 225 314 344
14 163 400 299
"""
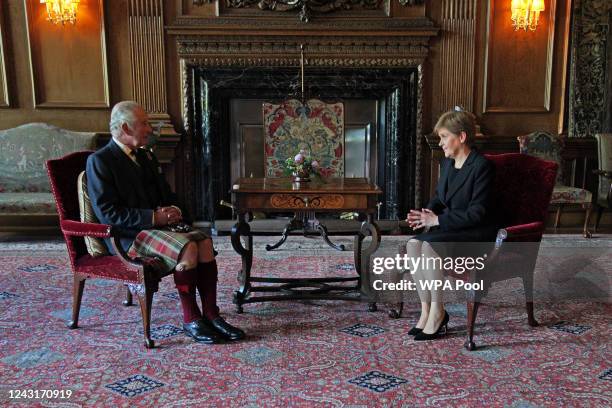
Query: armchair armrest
107 230 168 276
485 221 544 266
498 221 545 243
60 220 112 238
61 220 167 276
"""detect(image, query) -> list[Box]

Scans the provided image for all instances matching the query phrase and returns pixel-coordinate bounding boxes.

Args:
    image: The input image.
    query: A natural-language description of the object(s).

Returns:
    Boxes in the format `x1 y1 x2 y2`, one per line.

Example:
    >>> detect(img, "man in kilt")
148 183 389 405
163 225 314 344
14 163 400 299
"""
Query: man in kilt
87 101 245 344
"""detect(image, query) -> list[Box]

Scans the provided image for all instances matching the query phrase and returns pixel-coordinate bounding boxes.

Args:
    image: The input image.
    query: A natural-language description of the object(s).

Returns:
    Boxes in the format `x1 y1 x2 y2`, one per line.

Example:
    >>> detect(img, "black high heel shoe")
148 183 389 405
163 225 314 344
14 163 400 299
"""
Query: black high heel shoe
408 327 423 336
414 311 449 341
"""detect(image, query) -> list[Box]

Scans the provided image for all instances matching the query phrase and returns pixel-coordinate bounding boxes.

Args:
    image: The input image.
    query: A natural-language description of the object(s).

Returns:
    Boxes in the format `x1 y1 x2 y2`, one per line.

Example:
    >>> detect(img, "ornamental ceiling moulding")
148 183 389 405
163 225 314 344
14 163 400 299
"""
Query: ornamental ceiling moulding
192 0 424 22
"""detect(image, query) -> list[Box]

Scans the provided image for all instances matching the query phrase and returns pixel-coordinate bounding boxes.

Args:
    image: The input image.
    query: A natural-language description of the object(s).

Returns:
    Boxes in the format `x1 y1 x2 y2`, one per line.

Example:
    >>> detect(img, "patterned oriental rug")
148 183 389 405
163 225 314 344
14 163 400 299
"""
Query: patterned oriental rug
0 235 610 407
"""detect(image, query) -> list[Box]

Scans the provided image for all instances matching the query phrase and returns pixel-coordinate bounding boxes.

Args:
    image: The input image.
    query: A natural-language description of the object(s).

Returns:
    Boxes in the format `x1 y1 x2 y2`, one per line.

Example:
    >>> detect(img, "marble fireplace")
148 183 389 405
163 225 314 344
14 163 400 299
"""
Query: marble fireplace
176 36 433 222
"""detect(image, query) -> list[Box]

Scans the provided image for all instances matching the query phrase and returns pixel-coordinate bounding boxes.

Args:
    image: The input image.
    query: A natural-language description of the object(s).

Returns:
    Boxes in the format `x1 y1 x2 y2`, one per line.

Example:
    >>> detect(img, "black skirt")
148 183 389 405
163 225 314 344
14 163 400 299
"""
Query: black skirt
413 225 499 259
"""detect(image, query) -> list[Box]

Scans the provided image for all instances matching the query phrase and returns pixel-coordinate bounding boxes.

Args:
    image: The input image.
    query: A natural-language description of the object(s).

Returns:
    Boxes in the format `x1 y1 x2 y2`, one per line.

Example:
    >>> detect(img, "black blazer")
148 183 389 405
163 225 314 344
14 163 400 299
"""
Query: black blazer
426 150 498 235
86 140 178 252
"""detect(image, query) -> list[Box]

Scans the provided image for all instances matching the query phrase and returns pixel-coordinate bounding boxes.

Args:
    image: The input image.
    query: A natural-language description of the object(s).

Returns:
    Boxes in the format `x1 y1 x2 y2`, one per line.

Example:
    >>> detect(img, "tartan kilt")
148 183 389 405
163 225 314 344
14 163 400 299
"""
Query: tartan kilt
127 228 210 273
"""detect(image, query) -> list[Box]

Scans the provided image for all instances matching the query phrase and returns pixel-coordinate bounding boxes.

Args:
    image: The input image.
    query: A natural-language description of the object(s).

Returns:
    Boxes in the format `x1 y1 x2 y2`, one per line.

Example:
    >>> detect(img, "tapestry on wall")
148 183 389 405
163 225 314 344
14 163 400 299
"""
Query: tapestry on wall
263 98 344 178
568 0 612 137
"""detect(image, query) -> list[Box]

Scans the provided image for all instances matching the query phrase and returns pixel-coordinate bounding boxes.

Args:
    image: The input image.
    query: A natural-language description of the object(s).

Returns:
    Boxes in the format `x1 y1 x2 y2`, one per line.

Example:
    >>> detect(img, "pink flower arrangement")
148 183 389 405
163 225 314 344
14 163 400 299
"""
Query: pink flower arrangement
284 149 320 179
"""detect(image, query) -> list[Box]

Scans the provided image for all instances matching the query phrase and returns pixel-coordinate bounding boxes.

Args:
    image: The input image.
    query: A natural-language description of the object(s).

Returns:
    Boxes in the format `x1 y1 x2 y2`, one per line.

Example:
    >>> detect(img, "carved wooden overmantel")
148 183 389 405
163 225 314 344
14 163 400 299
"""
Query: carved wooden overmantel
185 0 426 23
192 0 425 23
127 0 179 163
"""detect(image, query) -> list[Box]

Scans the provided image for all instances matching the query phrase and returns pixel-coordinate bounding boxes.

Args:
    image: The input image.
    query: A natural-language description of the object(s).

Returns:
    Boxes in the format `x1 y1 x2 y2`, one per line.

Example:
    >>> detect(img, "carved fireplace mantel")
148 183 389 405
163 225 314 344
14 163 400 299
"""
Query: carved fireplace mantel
170 21 438 220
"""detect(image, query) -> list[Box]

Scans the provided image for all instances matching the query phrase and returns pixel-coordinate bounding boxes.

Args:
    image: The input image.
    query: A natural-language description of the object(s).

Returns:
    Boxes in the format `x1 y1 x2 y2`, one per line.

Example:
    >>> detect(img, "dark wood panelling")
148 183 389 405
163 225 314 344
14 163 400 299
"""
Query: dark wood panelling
483 0 555 113
433 0 477 117
128 0 168 119
24 0 109 108
474 0 571 136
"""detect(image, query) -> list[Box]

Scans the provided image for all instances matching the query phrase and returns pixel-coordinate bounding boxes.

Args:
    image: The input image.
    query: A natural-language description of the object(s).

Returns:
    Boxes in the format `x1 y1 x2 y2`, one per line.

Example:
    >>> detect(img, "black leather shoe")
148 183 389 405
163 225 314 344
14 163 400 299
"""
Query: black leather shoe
183 319 223 344
414 311 450 341
408 326 423 336
209 317 245 341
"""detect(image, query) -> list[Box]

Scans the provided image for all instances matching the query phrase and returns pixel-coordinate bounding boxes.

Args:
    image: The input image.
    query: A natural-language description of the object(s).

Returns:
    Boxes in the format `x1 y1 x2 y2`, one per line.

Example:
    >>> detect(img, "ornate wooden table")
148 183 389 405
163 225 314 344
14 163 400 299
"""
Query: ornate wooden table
229 177 382 312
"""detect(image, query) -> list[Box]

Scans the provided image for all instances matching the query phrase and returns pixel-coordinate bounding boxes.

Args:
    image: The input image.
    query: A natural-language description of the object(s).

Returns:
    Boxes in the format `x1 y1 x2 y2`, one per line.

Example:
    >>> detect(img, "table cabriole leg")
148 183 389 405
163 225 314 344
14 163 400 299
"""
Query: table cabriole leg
231 216 253 313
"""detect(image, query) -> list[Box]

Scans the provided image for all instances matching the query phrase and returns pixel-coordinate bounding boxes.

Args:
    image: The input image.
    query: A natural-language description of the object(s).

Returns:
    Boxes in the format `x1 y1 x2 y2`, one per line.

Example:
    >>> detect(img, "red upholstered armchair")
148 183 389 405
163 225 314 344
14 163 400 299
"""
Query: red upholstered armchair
460 153 558 350
46 151 169 348
389 153 558 351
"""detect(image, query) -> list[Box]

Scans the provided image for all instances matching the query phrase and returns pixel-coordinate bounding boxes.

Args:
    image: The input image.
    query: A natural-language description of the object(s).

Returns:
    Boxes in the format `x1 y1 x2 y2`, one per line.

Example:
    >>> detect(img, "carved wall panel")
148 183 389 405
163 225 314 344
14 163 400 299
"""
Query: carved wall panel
24 0 109 108
568 0 612 137
128 0 180 164
128 0 168 120
221 0 388 22
482 0 556 113
433 0 477 116
0 4 10 107
178 0 427 24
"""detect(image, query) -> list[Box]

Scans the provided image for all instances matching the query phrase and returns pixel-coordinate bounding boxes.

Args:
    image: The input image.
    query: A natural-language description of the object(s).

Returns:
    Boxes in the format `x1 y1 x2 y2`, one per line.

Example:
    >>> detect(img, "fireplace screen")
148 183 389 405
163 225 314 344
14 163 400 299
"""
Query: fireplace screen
263 98 345 178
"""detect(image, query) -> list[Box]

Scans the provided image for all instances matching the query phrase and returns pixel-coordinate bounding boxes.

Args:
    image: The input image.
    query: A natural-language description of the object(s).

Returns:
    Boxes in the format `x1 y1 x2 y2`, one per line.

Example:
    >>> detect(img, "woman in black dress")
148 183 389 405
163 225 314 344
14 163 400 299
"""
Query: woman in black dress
406 109 498 341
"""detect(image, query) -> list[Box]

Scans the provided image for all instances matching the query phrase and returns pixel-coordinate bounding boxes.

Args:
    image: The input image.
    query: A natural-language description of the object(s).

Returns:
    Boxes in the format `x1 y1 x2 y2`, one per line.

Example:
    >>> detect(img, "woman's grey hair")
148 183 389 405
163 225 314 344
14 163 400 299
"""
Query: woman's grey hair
109 101 140 136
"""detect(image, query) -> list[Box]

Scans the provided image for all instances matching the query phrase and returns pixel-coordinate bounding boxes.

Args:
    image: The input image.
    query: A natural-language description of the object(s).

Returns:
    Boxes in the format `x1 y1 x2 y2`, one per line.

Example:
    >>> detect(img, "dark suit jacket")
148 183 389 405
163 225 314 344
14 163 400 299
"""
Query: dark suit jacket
86 140 179 252
425 150 498 240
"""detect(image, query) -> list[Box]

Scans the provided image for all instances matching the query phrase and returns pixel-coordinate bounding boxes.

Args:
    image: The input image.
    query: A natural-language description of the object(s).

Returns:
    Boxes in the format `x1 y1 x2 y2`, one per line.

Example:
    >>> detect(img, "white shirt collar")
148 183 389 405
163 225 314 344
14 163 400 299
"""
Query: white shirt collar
112 137 136 158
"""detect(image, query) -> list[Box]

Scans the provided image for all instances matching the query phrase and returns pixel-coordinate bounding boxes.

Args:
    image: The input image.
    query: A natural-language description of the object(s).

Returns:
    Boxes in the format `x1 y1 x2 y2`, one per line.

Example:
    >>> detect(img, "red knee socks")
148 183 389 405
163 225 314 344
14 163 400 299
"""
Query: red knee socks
196 260 220 320
173 268 202 324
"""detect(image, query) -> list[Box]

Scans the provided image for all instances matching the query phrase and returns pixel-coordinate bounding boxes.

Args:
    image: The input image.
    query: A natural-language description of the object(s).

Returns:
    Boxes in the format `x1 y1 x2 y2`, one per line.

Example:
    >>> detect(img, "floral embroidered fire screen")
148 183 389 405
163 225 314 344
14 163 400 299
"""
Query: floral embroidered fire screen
263 98 344 178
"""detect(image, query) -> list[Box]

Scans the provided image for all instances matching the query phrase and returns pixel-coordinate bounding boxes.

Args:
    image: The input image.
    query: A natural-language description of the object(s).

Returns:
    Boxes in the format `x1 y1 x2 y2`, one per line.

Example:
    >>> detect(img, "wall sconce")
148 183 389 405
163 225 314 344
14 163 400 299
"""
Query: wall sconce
511 0 545 31
40 0 80 25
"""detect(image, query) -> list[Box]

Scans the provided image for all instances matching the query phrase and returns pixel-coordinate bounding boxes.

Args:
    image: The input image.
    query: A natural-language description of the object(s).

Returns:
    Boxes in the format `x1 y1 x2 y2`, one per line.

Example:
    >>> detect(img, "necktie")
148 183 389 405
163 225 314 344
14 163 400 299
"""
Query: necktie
128 150 140 166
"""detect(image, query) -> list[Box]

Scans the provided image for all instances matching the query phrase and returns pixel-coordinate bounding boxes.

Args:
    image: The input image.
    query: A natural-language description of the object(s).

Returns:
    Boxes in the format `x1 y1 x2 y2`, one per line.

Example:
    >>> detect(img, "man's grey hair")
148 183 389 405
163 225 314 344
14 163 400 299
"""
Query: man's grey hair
109 101 141 136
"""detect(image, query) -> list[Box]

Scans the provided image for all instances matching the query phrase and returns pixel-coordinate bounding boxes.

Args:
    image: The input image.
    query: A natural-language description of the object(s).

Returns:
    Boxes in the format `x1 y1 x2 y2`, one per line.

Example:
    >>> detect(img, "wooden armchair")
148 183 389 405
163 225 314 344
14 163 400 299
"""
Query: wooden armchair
46 151 170 348
389 153 558 351
461 153 557 350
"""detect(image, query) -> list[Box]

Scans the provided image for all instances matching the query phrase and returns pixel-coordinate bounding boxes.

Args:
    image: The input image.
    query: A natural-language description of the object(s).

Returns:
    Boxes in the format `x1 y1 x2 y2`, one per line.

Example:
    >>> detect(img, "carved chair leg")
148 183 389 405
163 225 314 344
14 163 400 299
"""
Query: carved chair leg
582 203 593 238
388 302 404 318
554 205 563 231
525 302 539 327
521 273 539 327
68 275 86 329
123 287 133 306
594 205 604 233
137 287 155 349
464 301 480 351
